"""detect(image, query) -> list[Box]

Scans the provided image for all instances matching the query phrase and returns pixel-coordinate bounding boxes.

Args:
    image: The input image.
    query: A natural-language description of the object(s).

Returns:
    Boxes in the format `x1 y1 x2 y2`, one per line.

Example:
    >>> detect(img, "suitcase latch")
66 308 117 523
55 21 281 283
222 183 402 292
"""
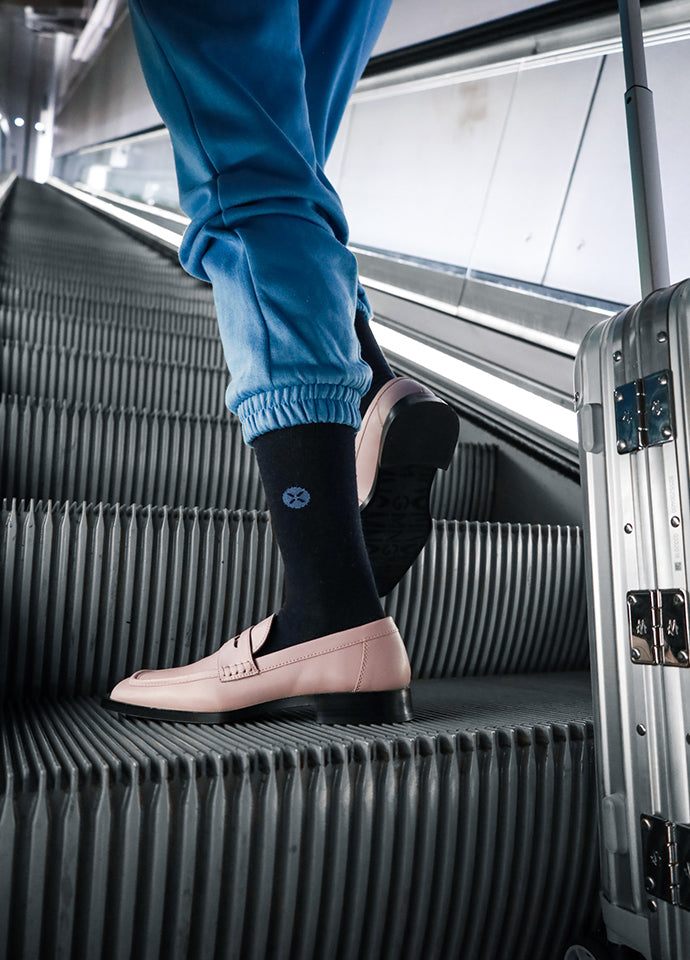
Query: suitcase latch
627 590 689 666
642 815 690 910
615 370 674 453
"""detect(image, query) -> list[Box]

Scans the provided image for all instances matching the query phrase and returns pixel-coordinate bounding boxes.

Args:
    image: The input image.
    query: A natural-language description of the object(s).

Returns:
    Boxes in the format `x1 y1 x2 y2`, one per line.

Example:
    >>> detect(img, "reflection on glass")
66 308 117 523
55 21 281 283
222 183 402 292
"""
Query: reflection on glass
54 128 182 213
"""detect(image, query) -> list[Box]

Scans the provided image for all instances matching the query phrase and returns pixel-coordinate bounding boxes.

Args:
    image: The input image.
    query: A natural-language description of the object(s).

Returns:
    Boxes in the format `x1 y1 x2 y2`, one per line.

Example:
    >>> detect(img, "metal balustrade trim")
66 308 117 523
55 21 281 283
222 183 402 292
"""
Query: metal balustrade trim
0 501 587 697
0 675 597 960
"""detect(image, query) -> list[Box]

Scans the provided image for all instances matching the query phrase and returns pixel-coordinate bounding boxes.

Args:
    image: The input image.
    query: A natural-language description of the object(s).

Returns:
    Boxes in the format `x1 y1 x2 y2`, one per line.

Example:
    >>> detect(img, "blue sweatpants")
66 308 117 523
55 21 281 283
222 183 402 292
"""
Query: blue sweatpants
126 0 393 443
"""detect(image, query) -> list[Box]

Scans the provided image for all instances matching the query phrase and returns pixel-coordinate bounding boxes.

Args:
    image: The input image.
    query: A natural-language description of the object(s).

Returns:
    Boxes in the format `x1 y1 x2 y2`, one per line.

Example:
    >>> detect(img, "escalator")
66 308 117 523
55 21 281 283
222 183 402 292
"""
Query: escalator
0 177 599 960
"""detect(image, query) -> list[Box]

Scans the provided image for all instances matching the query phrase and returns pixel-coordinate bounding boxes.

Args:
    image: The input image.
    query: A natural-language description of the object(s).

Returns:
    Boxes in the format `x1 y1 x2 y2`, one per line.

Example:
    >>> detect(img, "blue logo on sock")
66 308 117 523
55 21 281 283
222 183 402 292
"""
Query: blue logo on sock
282 486 311 509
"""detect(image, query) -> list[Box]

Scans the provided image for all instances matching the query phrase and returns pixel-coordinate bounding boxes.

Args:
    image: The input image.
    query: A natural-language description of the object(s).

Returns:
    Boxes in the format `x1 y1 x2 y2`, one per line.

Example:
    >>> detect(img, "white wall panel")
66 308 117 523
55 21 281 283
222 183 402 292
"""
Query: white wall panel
53 15 161 158
543 53 639 303
335 74 515 264
467 57 603 285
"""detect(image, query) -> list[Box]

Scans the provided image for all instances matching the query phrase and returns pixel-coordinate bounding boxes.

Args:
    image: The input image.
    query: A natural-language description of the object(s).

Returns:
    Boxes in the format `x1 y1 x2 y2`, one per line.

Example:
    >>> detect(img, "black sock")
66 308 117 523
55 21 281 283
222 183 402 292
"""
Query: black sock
354 308 396 416
252 422 385 653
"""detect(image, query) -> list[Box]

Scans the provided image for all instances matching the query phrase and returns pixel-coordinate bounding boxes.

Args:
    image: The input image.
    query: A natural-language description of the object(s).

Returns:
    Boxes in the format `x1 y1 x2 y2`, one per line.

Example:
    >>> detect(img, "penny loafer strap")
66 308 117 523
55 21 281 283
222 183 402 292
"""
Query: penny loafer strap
218 624 260 682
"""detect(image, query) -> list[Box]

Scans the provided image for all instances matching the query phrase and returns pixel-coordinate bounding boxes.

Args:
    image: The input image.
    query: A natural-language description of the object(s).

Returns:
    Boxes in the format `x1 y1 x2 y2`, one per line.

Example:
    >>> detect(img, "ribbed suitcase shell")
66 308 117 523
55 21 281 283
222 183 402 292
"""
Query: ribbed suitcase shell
575 278 690 959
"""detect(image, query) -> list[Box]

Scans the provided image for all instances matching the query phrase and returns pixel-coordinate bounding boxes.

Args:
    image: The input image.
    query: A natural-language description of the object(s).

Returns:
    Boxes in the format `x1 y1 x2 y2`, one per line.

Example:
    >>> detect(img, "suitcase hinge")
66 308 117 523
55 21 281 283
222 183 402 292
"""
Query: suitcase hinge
615 370 674 453
642 815 690 910
627 589 689 666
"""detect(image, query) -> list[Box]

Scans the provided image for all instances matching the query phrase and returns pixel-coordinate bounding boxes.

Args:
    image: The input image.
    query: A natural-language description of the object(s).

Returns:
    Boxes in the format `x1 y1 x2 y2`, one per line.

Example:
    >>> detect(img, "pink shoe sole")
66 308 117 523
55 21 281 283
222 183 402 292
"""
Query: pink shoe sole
356 378 460 596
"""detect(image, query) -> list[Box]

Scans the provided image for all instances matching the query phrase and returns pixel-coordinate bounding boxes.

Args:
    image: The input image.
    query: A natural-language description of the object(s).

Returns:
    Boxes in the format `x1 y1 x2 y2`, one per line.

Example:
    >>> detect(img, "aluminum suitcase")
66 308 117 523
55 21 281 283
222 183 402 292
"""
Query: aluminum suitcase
570 3 690 959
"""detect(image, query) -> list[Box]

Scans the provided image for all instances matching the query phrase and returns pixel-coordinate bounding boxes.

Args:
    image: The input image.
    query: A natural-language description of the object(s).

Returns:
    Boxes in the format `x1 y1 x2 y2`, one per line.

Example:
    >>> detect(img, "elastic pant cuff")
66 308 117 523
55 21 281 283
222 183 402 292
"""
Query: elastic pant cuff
238 383 363 444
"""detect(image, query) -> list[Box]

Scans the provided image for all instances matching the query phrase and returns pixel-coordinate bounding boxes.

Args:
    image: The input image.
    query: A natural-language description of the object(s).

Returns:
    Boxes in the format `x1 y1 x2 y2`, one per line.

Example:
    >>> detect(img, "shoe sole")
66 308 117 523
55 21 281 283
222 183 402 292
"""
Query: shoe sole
101 686 414 725
360 393 460 596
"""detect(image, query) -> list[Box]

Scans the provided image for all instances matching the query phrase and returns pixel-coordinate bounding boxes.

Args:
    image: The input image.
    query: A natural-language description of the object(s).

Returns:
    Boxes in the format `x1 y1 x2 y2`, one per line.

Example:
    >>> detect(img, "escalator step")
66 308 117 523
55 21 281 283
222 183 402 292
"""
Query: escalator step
0 265 211 302
0 673 597 960
0 306 226 365
1 339 227 417
0 393 493 520
0 284 217 322
0 500 587 698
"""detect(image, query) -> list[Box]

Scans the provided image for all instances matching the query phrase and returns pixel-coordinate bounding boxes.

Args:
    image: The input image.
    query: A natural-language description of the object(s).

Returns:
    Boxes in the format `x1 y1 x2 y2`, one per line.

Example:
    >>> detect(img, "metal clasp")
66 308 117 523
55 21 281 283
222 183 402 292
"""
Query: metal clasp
627 590 689 666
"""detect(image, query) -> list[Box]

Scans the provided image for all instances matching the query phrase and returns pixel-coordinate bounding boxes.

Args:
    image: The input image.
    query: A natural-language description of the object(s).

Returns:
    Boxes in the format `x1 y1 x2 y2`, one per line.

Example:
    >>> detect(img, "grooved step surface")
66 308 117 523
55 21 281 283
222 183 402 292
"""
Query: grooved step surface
0 305 227 366
0 500 587 698
0 338 229 417
0 393 494 521
0 673 598 960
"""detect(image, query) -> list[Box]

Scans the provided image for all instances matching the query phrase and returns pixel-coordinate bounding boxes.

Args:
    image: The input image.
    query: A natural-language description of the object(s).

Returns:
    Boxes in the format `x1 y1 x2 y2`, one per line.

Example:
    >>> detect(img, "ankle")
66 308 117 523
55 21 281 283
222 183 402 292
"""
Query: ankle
354 309 396 417
261 602 385 654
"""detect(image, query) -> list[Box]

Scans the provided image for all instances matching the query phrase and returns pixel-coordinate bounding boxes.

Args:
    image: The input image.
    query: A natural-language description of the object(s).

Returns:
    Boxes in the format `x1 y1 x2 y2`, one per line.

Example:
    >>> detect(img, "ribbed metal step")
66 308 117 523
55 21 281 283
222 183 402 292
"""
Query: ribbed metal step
1 339 227 416
0 393 493 520
0 299 218 338
0 306 225 365
0 282 217 320
0 500 587 698
0 262 211 298
0 673 598 960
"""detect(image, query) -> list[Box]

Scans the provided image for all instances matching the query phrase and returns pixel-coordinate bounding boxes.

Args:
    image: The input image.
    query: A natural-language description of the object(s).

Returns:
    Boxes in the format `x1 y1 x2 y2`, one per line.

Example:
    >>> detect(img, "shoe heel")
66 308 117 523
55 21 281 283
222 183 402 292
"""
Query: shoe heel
315 687 414 725
381 395 459 471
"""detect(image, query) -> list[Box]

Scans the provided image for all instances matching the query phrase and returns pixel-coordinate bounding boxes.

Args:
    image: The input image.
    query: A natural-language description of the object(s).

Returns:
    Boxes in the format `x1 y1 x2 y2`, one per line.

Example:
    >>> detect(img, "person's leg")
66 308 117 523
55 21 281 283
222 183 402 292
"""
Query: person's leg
124 0 389 654
298 0 396 410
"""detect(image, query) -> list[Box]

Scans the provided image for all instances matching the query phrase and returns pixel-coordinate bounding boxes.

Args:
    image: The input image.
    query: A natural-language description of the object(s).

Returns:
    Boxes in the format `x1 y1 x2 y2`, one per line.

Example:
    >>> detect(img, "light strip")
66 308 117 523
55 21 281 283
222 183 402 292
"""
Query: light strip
74 184 189 224
71 0 120 62
370 320 579 444
0 171 17 209
353 22 690 102
360 274 584 357
48 178 183 250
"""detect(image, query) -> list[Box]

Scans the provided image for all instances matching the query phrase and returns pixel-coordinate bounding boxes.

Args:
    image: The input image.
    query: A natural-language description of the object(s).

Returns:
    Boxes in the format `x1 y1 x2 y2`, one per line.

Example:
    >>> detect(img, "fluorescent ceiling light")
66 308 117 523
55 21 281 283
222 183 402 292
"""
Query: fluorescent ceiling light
353 22 690 102
370 321 578 444
72 0 120 62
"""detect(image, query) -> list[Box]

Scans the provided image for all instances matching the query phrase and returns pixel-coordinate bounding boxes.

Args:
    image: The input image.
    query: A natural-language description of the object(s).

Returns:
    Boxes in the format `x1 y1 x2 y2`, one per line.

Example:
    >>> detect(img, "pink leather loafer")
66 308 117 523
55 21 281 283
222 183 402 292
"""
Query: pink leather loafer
356 377 459 596
102 615 413 725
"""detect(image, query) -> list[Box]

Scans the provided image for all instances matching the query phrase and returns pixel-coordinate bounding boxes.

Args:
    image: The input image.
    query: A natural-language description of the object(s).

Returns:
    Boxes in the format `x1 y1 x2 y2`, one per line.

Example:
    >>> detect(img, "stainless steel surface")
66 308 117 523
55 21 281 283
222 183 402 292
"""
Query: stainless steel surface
618 0 670 295
576 279 690 958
